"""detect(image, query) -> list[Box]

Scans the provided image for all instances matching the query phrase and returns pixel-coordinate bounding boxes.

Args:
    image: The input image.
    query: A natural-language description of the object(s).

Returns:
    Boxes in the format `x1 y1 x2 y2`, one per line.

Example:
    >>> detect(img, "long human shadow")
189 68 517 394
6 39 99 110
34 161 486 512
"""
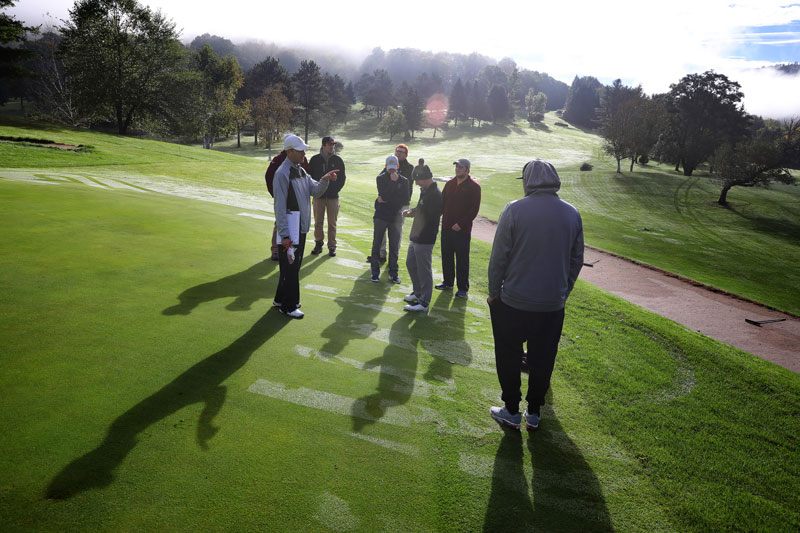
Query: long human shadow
163 251 332 316
46 309 289 500
351 313 418 432
423 291 472 383
318 272 393 357
162 260 279 315
482 399 612 531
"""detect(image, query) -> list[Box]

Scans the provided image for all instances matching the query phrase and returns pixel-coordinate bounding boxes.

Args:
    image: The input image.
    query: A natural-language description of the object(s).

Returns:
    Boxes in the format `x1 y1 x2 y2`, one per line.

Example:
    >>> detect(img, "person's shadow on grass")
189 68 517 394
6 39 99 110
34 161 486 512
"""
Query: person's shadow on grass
46 309 289 500
318 272 393 358
351 313 418 432
46 256 330 500
162 259 278 315
482 399 612 531
423 290 473 383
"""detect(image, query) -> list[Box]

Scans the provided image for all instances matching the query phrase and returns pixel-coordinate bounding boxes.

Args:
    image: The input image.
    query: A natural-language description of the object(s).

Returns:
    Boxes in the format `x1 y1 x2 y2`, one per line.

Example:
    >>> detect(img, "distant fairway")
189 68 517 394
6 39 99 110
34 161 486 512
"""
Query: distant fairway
1 116 798 531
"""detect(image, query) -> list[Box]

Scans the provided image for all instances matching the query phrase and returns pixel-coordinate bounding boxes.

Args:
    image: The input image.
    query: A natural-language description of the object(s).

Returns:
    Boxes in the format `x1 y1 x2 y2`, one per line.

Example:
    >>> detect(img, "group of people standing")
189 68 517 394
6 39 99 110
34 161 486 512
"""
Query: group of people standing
267 133 584 432
368 144 482 313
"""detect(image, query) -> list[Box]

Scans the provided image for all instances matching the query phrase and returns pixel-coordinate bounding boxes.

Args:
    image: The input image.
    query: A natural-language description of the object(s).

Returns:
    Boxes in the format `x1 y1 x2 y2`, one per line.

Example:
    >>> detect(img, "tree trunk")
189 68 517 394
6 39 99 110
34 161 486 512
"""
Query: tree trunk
433 127 437 138
674 162 680 172
718 184 732 206
237 127 241 148
683 165 694 176
629 158 635 172
616 158 621 173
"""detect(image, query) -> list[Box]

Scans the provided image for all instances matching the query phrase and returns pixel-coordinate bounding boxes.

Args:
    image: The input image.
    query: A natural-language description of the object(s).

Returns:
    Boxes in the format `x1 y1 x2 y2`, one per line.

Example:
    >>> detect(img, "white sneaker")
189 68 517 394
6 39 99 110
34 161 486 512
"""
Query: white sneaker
279 308 304 319
403 303 428 312
403 294 418 303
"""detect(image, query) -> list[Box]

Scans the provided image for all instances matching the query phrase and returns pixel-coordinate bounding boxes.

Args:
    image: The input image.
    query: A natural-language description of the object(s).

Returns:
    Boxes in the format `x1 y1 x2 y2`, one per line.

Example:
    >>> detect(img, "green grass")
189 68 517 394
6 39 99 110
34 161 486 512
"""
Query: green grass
0 168 798 531
1 116 799 530
4 113 797 315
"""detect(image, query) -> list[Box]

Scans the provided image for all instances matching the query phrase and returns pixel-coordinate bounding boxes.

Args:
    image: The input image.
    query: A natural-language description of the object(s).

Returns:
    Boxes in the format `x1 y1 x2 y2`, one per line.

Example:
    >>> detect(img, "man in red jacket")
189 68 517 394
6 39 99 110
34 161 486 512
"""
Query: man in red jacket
436 158 481 298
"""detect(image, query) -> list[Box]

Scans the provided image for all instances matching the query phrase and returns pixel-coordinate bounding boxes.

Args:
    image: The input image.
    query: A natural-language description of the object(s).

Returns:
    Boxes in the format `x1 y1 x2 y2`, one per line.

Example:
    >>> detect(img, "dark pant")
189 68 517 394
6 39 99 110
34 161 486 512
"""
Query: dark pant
489 299 565 414
372 217 400 278
274 233 307 313
441 228 470 291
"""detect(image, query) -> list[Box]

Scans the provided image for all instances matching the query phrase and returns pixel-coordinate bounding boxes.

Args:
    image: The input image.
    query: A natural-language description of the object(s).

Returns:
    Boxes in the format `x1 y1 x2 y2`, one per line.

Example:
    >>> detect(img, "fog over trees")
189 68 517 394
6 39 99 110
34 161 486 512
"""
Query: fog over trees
3 0 798 191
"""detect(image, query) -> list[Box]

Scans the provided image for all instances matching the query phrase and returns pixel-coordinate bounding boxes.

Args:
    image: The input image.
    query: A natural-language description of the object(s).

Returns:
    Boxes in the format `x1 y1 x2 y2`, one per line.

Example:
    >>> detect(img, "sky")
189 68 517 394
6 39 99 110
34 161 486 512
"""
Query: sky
10 0 800 118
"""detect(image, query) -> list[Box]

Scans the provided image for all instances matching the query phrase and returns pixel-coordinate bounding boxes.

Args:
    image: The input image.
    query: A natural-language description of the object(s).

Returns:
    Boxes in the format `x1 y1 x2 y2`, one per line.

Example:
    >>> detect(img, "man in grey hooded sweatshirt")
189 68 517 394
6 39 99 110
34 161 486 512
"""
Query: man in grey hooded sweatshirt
487 159 583 430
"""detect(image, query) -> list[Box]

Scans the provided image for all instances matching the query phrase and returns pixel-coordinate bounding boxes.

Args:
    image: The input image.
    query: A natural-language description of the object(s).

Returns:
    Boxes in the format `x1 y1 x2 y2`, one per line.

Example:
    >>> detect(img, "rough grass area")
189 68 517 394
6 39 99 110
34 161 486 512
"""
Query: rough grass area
1 174 798 531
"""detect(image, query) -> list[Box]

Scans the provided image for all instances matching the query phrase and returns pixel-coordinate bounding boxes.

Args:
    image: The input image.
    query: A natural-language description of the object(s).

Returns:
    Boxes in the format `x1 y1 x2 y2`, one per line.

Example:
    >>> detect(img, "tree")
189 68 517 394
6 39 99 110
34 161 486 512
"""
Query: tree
599 80 644 173
358 68 393 119
659 70 750 176
628 95 669 170
292 59 326 142
232 99 250 148
24 30 87 125
59 0 183 134
317 72 350 134
712 119 799 206
253 84 292 158
401 86 424 138
0 0 38 105
563 75 602 127
189 44 244 149
468 81 490 127
238 57 290 145
379 106 406 141
487 84 512 124
448 78 467 126
525 89 546 124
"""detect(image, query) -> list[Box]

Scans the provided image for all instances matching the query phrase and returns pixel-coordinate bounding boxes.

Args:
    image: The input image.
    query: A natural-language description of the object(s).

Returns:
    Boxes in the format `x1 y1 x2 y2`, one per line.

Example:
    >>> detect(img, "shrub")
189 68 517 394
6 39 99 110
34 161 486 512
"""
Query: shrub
580 162 593 171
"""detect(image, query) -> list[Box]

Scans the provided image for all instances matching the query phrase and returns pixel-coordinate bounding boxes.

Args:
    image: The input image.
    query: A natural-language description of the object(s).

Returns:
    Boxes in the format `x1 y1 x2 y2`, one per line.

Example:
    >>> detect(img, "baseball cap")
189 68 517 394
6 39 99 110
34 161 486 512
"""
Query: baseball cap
284 134 310 151
385 155 399 170
453 158 471 169
322 135 336 145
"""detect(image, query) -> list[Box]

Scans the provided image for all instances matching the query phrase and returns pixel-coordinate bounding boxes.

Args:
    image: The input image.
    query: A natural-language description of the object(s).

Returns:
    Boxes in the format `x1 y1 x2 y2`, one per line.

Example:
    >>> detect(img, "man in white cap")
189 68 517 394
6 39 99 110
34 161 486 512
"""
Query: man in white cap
487 159 583 429
273 134 339 319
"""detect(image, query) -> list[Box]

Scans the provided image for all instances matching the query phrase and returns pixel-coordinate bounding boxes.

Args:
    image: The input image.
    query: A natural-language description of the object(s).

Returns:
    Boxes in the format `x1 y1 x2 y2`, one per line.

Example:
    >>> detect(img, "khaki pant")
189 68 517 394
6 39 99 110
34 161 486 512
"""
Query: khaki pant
313 197 339 250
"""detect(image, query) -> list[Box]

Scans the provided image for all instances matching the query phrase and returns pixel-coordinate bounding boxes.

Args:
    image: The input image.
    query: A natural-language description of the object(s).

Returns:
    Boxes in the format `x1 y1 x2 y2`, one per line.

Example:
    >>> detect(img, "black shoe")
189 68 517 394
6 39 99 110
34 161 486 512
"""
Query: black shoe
366 255 372 263
311 242 323 255
380 256 387 264
435 283 453 290
328 250 336 257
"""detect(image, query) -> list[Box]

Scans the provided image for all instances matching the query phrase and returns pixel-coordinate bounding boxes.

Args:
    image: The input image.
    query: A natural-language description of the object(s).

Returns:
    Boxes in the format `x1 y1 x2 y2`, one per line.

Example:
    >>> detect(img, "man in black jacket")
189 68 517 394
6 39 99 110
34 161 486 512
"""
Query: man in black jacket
402 171 443 312
370 155 409 283
309 136 346 256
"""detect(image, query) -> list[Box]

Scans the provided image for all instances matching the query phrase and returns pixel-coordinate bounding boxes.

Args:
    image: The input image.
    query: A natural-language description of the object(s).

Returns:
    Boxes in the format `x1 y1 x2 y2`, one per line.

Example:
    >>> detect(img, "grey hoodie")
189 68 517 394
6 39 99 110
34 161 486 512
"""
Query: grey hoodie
487 159 584 311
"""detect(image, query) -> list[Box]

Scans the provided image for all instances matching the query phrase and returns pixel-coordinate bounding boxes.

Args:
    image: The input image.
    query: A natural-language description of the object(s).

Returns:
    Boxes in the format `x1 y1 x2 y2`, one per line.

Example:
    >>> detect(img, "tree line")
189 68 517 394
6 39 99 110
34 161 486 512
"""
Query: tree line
581 71 799 205
2 0 797 204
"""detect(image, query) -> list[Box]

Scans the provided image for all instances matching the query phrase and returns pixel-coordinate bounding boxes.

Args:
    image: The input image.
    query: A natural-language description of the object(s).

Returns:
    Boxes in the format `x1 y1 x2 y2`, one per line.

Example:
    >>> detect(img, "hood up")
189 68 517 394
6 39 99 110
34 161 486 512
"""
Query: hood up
519 159 560 196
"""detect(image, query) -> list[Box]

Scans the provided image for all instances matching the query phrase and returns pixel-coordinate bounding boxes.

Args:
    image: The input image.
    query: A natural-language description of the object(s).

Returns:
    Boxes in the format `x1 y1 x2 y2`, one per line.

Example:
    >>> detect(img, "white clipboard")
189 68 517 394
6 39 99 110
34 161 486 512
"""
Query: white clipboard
275 211 300 244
